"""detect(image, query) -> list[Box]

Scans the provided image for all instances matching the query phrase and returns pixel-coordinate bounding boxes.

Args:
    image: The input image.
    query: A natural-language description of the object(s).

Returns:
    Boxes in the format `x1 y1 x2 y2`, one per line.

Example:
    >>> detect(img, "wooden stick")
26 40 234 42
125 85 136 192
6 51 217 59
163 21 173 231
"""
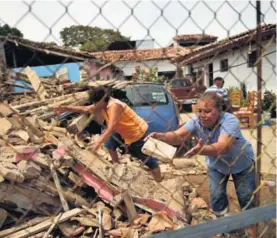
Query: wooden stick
92 228 99 238
6 208 84 238
0 217 48 238
49 163 69 212
122 190 137 223
42 213 62 238
98 206 104 238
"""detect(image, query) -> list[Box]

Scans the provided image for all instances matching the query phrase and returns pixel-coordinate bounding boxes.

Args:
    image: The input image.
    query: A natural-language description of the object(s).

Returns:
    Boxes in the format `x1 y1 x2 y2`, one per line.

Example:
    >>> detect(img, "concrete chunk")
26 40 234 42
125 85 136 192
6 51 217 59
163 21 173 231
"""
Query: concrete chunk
17 160 41 179
0 165 24 183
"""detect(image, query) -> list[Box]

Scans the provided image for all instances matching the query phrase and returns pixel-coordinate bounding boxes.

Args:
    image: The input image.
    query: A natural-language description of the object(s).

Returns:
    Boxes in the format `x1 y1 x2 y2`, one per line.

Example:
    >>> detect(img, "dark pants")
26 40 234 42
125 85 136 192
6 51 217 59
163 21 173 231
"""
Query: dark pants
208 164 256 216
104 132 159 169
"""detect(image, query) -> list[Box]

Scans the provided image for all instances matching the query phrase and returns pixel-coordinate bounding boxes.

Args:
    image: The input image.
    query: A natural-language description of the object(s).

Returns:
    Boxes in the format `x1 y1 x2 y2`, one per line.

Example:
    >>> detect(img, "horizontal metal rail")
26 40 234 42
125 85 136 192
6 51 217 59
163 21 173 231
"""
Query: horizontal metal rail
152 204 276 238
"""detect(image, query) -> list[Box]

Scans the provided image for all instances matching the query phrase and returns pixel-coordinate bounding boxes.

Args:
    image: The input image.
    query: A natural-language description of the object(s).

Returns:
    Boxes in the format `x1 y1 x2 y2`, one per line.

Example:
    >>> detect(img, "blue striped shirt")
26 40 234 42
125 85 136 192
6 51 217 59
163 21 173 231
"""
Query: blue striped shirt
205 85 228 103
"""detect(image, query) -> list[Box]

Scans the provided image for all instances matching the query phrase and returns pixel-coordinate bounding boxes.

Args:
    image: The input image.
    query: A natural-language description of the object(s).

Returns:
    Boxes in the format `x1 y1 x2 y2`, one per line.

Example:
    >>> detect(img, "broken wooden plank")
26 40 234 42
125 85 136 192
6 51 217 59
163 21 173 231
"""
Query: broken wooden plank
12 91 89 112
49 162 69 211
25 67 49 100
60 138 114 182
0 217 48 238
98 206 104 238
122 190 137 223
6 208 84 238
42 213 62 238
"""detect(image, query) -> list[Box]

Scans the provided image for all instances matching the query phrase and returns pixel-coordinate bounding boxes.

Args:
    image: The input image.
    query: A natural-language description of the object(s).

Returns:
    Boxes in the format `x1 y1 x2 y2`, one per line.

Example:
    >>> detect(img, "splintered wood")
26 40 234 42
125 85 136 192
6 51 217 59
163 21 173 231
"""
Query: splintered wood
0 72 209 238
25 67 49 100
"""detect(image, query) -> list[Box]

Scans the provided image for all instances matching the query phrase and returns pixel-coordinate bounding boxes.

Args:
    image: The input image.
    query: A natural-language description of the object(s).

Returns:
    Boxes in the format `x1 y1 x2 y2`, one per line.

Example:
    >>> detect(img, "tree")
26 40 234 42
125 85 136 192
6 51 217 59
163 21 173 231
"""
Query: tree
132 66 165 83
60 25 129 52
0 24 23 37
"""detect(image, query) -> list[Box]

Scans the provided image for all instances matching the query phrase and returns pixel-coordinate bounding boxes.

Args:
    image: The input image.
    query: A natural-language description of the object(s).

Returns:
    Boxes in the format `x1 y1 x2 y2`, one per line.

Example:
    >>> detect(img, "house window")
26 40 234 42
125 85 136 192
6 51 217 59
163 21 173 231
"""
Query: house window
248 50 257 67
220 59 228 72
158 71 175 80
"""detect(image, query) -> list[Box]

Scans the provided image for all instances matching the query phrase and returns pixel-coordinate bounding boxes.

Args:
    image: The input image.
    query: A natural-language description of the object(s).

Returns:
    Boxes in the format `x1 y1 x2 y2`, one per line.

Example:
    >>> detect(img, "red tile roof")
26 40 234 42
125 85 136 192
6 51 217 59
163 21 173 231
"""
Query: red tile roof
89 46 197 62
173 34 217 41
176 24 276 64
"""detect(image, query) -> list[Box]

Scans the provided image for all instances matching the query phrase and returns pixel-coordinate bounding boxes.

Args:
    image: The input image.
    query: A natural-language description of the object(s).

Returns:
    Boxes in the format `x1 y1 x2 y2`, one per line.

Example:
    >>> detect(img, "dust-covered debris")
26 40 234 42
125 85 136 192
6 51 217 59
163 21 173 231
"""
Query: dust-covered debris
0 65 210 237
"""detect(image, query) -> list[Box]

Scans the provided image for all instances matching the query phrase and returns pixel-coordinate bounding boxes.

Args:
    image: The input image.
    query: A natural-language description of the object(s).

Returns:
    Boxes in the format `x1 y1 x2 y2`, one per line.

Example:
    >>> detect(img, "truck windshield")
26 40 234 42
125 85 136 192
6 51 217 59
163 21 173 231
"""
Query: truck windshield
122 85 168 106
171 79 190 88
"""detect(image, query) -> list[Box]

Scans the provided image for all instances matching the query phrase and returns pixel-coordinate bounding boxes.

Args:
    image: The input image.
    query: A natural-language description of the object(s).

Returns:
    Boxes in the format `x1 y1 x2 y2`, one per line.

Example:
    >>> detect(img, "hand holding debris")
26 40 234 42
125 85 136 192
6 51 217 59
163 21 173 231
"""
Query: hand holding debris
184 139 203 158
87 140 102 154
53 105 68 114
145 132 163 141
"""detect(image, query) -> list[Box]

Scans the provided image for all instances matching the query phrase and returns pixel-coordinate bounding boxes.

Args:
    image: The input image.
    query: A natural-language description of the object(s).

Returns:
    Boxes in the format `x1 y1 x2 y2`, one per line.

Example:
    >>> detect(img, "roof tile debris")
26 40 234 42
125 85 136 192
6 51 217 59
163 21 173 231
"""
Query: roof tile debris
173 34 217 41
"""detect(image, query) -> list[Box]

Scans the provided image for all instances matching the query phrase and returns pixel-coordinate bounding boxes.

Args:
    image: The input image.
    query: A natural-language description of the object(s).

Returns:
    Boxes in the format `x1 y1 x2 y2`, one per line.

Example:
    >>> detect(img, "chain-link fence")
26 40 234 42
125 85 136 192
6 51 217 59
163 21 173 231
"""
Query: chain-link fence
0 1 276 237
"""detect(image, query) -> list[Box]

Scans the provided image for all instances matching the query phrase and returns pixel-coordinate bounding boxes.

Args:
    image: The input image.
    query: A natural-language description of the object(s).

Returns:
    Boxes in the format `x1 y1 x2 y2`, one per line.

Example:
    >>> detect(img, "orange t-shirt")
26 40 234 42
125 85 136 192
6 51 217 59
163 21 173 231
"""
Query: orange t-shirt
102 97 148 144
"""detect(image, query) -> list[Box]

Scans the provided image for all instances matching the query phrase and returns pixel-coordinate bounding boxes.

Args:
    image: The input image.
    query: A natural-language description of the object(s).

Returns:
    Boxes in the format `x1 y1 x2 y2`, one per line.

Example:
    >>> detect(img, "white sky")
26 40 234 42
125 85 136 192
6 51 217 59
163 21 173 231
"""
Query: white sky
0 0 276 48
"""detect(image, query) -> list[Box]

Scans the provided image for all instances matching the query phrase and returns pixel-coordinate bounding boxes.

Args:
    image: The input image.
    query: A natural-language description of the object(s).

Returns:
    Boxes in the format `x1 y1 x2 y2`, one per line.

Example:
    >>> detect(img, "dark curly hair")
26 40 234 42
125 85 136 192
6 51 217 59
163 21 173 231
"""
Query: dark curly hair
88 87 110 105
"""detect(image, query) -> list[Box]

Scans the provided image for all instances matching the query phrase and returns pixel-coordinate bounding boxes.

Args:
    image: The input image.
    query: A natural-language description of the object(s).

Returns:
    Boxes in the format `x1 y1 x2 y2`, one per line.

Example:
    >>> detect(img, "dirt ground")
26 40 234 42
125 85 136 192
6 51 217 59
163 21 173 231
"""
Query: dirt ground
184 174 276 238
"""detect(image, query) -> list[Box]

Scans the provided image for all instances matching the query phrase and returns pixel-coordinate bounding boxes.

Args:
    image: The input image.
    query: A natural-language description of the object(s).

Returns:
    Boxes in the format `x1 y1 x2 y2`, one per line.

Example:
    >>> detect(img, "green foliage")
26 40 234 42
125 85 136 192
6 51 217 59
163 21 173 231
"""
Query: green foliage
60 25 129 52
228 86 240 93
262 90 276 112
241 99 248 107
0 24 23 37
44 41 58 46
132 66 165 83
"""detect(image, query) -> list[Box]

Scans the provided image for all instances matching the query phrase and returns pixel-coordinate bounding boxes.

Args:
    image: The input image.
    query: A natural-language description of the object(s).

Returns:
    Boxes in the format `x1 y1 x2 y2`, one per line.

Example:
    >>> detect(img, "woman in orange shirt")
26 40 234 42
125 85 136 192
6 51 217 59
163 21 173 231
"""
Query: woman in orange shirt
54 88 162 182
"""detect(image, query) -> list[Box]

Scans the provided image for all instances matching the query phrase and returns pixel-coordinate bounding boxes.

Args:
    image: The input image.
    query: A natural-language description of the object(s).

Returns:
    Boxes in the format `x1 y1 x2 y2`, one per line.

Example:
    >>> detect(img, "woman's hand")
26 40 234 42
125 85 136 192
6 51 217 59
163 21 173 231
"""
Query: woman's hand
53 105 68 115
184 139 203 158
88 141 102 154
145 132 163 141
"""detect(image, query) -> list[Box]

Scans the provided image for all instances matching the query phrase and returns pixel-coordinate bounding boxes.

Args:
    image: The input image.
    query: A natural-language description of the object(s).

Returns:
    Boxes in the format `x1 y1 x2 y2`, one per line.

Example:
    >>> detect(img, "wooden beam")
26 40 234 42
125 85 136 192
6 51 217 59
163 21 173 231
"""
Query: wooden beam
25 67 49 100
122 190 137 223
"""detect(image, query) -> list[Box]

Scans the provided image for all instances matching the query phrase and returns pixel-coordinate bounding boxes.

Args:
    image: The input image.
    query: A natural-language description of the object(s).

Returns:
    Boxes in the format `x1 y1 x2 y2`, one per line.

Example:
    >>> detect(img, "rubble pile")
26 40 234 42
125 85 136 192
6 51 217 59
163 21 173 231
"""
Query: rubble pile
0 66 212 238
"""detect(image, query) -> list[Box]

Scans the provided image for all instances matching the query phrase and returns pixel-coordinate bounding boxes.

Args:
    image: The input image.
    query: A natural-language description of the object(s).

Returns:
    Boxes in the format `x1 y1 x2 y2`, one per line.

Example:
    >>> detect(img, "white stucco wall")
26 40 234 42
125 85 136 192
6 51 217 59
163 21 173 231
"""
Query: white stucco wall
191 40 276 92
115 60 176 76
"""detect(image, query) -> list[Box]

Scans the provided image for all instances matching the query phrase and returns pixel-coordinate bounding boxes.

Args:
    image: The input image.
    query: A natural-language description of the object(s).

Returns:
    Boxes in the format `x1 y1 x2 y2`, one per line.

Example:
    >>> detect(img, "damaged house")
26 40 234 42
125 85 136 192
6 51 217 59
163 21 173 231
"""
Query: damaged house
89 34 217 80
174 24 276 91
0 35 123 93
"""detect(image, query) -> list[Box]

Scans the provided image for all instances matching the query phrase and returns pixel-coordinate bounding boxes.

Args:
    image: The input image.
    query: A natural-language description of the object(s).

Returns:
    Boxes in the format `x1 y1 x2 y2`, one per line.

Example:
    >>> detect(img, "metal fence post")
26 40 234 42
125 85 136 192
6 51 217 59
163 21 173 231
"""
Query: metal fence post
255 0 262 208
